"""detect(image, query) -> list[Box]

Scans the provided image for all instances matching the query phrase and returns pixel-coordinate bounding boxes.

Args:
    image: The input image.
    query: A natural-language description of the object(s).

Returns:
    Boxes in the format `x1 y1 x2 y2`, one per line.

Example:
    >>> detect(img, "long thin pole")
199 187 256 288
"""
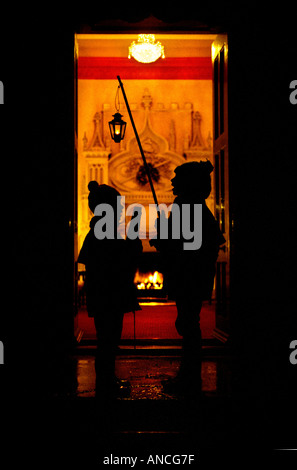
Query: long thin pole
117 75 159 207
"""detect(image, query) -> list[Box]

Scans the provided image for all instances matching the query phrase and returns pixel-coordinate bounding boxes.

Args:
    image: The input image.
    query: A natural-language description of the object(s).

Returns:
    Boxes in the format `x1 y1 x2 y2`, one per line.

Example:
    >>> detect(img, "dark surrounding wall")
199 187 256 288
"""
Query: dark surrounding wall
1 5 296 406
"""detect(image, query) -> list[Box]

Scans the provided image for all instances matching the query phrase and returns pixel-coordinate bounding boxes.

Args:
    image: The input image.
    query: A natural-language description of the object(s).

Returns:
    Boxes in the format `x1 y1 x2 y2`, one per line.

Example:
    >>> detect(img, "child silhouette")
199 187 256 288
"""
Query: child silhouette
151 161 225 396
78 181 142 397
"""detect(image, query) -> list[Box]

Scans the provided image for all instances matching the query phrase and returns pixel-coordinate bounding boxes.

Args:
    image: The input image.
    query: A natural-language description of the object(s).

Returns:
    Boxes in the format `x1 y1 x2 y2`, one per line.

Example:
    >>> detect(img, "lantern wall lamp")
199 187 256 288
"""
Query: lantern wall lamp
108 85 127 143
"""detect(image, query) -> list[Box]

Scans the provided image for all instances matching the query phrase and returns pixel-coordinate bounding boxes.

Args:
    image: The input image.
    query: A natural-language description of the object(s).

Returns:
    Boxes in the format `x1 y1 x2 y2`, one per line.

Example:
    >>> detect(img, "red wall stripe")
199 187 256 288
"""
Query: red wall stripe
78 57 212 80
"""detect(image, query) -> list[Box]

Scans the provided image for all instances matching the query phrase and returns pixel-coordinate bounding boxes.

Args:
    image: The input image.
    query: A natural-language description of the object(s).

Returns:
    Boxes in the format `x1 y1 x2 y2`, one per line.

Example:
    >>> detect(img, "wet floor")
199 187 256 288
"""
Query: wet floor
19 350 296 463
75 354 232 400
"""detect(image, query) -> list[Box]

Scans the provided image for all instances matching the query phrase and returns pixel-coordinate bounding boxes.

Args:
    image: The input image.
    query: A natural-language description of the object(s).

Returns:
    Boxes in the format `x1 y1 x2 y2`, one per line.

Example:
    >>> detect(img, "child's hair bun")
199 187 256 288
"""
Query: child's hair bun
88 180 99 192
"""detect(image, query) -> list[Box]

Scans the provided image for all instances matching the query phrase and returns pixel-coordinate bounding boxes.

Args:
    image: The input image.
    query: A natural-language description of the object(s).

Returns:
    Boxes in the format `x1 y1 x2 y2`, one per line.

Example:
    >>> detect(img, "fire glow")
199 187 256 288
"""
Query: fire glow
134 270 164 290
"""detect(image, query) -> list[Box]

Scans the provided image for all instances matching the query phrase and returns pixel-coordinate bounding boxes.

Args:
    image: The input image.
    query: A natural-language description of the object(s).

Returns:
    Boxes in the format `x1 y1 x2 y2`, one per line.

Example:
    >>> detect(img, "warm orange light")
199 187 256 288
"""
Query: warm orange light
134 270 164 290
109 112 127 142
128 34 165 63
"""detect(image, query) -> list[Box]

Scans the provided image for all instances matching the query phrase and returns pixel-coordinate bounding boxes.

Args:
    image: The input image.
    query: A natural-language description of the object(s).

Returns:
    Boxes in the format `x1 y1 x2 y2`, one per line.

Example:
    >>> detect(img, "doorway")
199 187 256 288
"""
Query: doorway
74 32 229 345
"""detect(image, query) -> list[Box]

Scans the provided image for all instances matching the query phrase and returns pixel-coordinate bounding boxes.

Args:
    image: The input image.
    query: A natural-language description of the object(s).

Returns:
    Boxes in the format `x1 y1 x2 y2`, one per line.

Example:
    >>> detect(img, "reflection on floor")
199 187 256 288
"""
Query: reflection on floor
75 355 232 400
36 351 296 459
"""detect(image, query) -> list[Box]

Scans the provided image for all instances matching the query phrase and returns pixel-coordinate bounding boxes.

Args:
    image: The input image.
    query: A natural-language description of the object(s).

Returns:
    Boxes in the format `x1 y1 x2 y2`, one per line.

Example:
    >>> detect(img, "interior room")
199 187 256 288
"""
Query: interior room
75 33 221 343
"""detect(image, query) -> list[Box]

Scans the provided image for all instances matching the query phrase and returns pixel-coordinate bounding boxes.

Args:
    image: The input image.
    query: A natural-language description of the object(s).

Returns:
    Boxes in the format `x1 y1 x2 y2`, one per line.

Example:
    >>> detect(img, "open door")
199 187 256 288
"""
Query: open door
212 34 230 343
73 34 81 342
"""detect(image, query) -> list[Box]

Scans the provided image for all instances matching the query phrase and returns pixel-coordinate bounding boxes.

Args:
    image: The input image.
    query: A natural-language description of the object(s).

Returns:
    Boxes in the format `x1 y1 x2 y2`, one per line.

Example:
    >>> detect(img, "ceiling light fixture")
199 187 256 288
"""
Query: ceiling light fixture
128 34 165 64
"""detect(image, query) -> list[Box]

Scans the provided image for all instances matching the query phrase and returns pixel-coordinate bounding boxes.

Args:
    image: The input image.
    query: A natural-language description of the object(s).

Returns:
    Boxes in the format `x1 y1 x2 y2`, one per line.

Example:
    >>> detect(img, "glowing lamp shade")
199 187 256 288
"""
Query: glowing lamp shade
109 112 127 143
128 34 165 64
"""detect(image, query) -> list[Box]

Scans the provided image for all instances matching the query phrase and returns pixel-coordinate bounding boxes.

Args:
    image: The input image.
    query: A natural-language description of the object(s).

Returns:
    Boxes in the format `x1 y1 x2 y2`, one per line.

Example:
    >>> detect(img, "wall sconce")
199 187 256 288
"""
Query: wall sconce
109 112 126 142
109 86 127 142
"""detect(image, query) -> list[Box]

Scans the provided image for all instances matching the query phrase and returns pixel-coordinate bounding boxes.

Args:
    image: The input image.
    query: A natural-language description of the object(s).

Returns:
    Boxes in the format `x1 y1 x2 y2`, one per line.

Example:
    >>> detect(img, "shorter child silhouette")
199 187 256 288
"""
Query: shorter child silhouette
78 181 142 397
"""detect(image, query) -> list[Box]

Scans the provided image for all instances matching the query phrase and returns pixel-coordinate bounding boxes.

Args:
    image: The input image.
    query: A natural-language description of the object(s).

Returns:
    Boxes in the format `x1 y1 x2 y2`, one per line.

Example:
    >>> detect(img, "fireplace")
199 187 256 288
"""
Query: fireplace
133 252 167 300
77 252 167 306
135 270 163 291
134 270 165 299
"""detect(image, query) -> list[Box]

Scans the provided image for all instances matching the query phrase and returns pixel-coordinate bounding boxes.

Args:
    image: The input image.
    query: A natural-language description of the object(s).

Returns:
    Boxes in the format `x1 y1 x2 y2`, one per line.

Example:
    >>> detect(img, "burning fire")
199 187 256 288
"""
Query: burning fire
134 270 163 290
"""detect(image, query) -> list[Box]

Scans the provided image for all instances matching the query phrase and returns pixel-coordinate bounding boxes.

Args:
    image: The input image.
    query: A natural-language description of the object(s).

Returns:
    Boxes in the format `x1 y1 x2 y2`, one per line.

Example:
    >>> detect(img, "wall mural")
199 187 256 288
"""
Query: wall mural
79 88 213 251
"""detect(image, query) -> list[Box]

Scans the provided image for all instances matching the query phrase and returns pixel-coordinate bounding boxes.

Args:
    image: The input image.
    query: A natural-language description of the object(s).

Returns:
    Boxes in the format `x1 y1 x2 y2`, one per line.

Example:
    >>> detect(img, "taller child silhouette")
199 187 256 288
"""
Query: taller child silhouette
151 161 225 395
78 181 142 397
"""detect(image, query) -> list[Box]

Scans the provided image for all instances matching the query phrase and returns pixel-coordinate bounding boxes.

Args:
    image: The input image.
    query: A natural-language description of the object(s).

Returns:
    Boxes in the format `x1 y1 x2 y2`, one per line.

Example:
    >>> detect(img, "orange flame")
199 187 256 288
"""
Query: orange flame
134 270 164 290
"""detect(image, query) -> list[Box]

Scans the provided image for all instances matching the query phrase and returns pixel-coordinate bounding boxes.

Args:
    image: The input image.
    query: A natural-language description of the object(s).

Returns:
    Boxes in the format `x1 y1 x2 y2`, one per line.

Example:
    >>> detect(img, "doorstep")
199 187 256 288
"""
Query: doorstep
76 337 229 357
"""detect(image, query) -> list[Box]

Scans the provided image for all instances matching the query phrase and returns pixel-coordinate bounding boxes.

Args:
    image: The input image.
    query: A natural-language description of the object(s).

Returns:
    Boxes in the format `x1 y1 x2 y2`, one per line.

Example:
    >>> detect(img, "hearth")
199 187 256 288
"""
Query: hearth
77 251 168 306
133 252 167 301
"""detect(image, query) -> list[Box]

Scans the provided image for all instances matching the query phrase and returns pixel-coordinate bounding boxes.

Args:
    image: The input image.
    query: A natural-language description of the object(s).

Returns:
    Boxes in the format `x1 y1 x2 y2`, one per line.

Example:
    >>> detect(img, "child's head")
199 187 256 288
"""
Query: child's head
88 181 121 214
171 160 214 199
